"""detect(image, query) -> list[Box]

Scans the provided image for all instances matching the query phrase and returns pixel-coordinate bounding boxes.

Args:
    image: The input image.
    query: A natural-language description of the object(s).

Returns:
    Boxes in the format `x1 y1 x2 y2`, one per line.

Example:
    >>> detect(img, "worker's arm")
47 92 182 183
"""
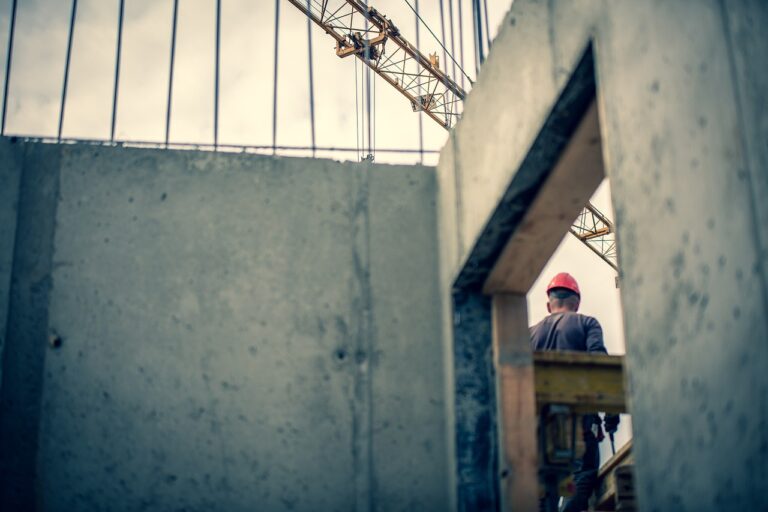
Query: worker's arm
583 316 608 353
584 316 621 434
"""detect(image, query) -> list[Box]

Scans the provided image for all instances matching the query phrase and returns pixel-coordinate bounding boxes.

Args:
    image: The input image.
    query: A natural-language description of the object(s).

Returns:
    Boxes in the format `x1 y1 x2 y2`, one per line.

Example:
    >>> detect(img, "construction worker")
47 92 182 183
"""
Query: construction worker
530 272 620 512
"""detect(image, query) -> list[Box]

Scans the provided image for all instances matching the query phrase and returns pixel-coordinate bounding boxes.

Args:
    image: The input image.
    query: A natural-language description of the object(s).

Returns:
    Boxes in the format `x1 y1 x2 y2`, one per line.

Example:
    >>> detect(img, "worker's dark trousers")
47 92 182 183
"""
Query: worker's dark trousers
561 431 600 512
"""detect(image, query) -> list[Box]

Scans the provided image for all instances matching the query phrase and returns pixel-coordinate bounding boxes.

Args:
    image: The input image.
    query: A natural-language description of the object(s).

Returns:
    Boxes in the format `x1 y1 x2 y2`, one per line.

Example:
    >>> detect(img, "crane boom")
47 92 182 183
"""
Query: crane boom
286 0 466 129
288 0 619 273
570 202 618 271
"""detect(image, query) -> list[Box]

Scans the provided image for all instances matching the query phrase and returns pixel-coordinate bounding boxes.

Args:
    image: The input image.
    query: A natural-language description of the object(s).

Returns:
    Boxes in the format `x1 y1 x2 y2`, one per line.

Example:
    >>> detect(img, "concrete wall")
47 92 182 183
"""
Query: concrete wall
2 1 766 510
0 140 22 384
0 140 449 511
438 0 768 510
0 142 63 509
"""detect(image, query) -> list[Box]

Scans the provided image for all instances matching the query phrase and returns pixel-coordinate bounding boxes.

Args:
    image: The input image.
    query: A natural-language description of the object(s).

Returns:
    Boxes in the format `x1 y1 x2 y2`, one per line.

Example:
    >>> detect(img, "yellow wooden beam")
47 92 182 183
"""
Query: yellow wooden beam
533 351 627 414
492 294 540 511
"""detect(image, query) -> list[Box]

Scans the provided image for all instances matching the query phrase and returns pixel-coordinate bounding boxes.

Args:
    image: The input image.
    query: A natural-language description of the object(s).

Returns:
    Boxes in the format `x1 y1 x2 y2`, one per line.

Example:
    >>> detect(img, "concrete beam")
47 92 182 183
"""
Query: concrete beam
483 101 604 294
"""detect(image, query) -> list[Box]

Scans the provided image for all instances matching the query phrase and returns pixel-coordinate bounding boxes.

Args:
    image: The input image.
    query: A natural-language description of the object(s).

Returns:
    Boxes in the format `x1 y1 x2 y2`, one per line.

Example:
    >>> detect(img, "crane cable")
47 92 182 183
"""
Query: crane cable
360 53 366 160
373 59 376 158
482 0 491 52
448 0 457 91
355 57 360 161
438 0 448 109
364 0 373 161
402 0 474 84
457 0 465 90
414 0 424 164
306 0 317 157
272 0 280 154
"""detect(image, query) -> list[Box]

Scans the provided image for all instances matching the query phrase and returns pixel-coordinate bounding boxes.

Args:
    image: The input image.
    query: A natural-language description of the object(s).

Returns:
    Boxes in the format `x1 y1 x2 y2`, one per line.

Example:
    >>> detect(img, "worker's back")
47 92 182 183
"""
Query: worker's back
529 311 607 353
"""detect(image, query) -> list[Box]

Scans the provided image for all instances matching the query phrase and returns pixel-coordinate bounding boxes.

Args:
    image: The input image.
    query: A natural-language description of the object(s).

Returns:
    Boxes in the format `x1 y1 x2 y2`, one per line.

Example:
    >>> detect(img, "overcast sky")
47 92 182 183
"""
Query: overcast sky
0 1 510 160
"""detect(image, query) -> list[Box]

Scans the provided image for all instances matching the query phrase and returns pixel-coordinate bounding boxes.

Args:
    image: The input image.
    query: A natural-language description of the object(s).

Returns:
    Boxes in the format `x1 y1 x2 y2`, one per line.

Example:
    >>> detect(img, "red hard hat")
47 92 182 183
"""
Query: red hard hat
546 272 580 296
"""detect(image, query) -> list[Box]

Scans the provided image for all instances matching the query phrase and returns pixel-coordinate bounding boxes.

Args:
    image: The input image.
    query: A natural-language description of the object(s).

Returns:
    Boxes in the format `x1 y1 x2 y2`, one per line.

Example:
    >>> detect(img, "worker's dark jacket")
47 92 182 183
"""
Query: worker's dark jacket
529 311 607 354
530 311 607 512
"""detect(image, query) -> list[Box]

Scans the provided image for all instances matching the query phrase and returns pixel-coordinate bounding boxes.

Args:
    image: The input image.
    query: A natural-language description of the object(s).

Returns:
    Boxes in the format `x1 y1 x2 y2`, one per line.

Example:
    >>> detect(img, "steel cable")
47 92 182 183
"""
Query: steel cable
17 136 439 155
472 0 484 71
354 57 359 161
272 0 280 154
482 0 491 51
438 0 448 77
448 0 456 86
366 63 371 157
214 0 221 149
110 0 125 142
457 0 465 89
371 58 376 155
165 0 179 147
58 0 78 141
438 0 450 125
402 0 473 84
306 0 316 157
363 0 371 159
414 0 423 163
1 0 18 136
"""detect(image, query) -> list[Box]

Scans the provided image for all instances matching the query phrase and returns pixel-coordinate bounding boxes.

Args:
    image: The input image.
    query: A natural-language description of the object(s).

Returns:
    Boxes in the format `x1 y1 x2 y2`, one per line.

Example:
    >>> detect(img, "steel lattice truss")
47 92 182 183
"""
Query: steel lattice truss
570 202 618 271
286 0 466 129
289 0 619 272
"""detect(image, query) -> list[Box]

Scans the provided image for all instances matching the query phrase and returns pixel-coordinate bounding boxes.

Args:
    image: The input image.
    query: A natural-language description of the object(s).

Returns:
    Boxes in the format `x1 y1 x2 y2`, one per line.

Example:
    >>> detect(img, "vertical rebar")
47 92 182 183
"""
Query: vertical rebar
1 0 18 136
272 0 280 154
457 0 465 89
473 0 484 70
448 0 456 84
306 0 316 157
110 0 125 142
438 0 449 125
482 0 490 51
363 0 370 158
372 59 375 157
165 0 179 147
354 56 359 161
360 59 364 158
58 0 78 141
214 0 221 149
365 58 370 157
414 0 423 163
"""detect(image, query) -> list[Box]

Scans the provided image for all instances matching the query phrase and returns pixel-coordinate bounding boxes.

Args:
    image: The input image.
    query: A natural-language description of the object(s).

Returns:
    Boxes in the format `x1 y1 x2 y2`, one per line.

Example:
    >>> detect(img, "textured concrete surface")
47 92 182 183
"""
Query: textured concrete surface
367 168 447 510
450 291 496 510
2 1 766 510
437 0 768 510
0 140 448 511
599 2 768 509
0 139 22 385
0 141 62 508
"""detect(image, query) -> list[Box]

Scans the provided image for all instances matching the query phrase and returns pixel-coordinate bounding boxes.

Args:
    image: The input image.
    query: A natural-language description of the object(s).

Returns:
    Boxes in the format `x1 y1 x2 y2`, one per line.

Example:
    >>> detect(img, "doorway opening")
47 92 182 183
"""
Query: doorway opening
451 43 633 511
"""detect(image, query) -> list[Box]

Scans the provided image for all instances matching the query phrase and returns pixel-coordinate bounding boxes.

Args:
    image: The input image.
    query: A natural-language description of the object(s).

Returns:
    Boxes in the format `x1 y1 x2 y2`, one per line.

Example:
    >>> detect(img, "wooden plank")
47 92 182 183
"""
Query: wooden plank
534 350 623 367
615 465 637 511
595 442 634 511
598 440 633 480
483 101 605 294
492 294 539 511
533 351 627 414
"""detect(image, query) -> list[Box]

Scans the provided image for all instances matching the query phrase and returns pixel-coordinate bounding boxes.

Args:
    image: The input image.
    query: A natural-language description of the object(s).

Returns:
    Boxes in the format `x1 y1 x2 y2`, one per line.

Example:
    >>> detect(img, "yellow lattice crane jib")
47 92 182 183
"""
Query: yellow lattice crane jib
287 0 618 272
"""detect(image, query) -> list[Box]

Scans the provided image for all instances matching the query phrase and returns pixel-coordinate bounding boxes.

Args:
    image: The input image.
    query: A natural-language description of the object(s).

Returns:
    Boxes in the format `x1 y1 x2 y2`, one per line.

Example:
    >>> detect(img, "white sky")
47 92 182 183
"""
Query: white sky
0 0 629 453
0 0 510 164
